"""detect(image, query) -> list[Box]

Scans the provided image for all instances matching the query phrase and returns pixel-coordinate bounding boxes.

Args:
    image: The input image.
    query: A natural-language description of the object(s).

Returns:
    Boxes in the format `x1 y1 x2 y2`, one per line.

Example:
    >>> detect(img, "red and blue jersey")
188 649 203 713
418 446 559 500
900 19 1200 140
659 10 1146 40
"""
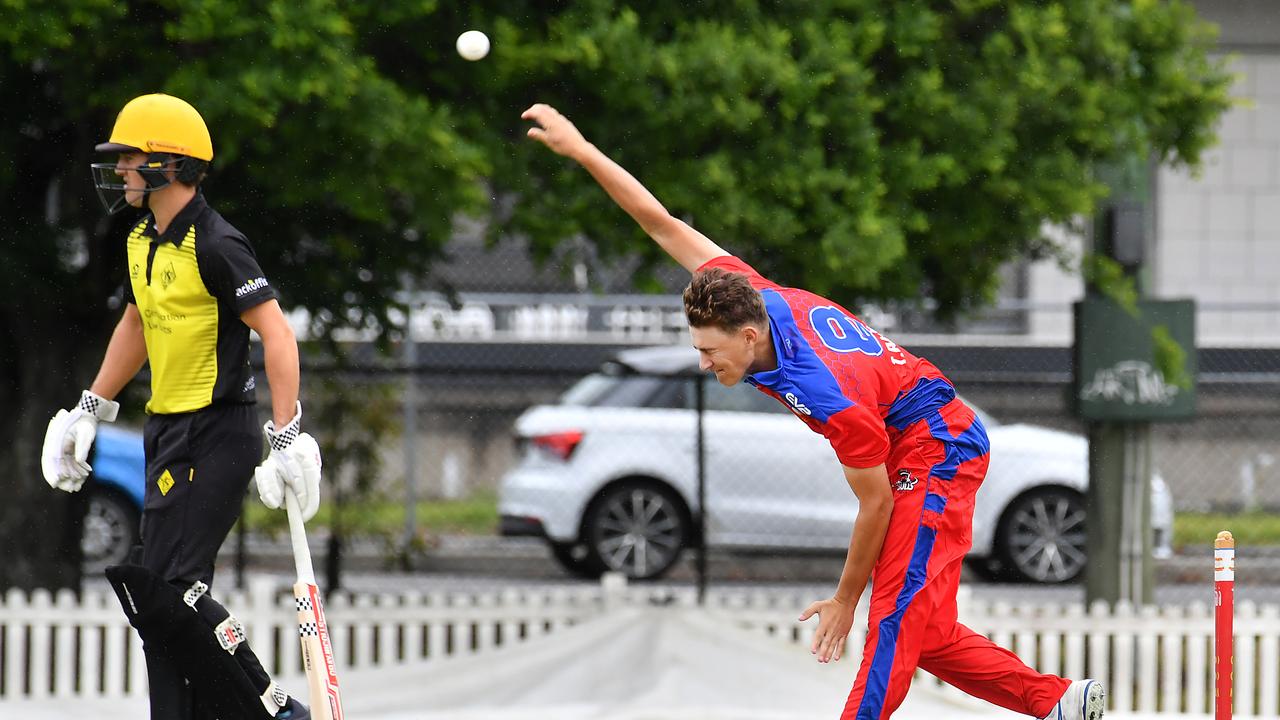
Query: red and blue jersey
700 255 960 469
700 259 1042 720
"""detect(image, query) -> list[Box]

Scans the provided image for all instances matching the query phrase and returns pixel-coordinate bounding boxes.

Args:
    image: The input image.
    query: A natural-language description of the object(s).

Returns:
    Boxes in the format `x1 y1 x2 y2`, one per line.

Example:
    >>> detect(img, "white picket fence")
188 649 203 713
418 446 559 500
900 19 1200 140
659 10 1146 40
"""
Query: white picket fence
2 577 1279 716
723 590 1280 717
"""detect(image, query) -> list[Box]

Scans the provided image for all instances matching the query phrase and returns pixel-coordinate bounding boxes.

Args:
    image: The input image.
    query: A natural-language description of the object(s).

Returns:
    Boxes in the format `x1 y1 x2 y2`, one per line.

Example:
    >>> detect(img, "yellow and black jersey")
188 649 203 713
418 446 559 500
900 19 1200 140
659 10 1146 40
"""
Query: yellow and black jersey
123 192 277 415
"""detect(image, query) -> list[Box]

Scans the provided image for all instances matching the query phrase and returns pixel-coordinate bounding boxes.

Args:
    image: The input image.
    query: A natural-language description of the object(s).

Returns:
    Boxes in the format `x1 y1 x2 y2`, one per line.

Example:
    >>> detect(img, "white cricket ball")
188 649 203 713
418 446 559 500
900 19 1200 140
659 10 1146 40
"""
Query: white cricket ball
456 30 490 61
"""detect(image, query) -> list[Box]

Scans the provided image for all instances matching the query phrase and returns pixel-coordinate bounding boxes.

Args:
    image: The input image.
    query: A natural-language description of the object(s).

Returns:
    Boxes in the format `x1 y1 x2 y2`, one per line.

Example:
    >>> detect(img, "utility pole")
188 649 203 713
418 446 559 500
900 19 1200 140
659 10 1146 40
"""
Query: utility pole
402 327 419 569
1076 159 1196 606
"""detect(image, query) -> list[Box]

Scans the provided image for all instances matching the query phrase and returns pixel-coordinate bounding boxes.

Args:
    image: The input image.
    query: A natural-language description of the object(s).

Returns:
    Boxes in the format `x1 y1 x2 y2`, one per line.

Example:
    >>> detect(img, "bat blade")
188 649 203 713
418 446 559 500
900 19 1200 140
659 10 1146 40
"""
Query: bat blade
294 580 343 720
286 491 344 720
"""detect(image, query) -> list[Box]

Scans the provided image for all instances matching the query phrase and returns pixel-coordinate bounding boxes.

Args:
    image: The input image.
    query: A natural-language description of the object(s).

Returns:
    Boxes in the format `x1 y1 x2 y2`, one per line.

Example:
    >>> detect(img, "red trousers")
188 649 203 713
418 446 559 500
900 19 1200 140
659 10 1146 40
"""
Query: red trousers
841 401 1070 719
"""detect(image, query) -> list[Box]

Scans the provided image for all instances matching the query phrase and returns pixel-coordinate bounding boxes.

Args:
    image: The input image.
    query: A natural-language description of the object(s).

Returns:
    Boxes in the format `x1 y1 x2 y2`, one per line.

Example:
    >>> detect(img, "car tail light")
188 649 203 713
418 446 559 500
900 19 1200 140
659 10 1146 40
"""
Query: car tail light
530 430 584 461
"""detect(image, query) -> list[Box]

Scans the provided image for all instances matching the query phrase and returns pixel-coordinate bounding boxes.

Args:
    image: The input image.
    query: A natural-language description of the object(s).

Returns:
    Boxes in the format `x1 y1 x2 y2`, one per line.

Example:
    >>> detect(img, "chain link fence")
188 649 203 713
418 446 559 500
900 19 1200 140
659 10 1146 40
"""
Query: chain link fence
222 300 1280 607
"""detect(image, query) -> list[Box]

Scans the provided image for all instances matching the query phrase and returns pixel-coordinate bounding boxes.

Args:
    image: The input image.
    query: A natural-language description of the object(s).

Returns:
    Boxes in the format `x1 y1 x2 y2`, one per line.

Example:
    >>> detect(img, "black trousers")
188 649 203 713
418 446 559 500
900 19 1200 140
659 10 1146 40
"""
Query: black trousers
139 403 274 719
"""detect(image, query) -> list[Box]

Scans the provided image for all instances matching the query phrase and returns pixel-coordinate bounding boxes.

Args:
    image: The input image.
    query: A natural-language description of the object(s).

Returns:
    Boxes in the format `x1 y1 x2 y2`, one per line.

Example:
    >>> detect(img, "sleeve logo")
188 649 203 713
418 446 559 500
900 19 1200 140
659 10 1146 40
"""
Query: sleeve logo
235 277 270 297
784 392 812 416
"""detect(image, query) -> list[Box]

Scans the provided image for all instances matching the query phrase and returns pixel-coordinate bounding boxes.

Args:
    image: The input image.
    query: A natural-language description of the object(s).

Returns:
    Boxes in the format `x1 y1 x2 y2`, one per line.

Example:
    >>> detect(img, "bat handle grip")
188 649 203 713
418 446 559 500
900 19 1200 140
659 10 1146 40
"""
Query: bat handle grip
284 491 317 585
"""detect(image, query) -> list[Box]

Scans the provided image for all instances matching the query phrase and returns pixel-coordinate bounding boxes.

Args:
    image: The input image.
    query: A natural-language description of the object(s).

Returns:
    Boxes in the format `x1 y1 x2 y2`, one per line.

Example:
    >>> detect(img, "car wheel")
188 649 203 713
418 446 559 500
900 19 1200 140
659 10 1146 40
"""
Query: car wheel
549 541 604 580
82 488 140 575
995 487 1088 584
583 482 688 581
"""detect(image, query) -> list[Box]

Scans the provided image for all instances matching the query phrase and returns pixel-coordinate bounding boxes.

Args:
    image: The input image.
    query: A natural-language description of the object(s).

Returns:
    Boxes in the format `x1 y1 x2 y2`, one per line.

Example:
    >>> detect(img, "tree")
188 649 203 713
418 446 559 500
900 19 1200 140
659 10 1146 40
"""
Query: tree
0 0 1229 589
0 0 489 589
479 0 1231 306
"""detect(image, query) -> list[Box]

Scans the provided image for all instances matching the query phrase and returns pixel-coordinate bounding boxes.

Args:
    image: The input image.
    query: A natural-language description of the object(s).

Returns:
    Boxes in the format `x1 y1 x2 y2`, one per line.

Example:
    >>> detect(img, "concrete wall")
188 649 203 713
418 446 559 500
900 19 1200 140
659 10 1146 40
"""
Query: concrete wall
1158 51 1280 345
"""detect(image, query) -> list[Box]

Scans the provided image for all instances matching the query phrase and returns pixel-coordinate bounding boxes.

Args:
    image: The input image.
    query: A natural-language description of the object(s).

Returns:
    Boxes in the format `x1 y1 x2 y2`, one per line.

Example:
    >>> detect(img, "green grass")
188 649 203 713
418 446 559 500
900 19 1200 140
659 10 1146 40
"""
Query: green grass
1174 511 1280 547
241 492 499 538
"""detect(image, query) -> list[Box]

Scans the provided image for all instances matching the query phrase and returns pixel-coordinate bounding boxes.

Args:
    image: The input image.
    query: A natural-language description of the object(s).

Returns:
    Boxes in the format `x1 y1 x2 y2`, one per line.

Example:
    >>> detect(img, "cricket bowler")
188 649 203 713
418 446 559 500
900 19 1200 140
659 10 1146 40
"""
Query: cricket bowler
523 102 1105 720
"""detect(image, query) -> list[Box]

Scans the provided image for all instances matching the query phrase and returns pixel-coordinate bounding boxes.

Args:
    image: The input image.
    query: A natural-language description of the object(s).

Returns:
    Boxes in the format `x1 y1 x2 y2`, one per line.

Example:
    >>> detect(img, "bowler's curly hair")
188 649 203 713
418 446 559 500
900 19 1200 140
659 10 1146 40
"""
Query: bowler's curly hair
682 268 768 331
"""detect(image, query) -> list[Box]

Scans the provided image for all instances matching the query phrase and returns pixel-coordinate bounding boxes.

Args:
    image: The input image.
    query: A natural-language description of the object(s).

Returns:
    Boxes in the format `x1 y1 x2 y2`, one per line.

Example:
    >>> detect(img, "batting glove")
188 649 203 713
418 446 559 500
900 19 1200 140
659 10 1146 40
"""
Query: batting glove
41 390 120 492
254 402 322 522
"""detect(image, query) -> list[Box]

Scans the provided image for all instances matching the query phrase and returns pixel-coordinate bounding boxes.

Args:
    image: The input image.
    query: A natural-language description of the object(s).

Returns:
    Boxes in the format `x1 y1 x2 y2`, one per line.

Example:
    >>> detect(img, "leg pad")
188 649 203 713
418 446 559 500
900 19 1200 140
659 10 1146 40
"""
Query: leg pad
107 564 276 720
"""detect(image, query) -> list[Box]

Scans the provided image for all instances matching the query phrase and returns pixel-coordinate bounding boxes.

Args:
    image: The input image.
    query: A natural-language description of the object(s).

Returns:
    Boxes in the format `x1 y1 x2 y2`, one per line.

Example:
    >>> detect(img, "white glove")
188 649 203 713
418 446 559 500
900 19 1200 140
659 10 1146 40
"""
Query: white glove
254 402 322 522
41 390 120 492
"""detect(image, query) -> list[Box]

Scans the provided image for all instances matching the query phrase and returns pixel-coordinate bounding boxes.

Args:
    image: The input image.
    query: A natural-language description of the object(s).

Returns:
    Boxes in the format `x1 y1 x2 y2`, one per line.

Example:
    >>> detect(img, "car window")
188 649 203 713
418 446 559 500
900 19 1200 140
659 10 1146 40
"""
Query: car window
704 378 791 414
559 373 618 406
559 372 669 407
645 375 791 414
593 375 670 407
644 377 690 409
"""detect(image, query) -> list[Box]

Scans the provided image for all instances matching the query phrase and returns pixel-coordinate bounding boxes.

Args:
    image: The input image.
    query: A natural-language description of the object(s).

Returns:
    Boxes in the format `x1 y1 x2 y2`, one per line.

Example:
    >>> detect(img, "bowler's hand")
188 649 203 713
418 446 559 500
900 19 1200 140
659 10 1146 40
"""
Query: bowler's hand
522 104 589 159
799 596 856 663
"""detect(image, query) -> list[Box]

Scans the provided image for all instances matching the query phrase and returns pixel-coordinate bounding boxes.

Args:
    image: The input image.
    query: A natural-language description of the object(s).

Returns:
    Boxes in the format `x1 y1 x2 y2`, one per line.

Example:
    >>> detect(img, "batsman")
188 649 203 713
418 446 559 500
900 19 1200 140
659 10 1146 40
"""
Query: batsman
525 103 1105 720
42 93 317 719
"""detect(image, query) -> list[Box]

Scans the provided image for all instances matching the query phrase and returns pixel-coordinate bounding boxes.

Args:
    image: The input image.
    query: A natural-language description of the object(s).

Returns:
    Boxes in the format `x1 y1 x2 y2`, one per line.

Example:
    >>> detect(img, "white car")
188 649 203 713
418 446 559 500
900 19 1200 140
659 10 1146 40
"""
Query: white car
499 346 1174 583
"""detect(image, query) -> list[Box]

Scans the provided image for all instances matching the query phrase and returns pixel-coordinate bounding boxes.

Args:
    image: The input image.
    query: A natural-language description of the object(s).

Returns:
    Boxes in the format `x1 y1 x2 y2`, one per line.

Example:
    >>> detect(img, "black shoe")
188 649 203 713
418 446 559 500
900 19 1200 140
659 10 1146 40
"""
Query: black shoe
275 697 310 720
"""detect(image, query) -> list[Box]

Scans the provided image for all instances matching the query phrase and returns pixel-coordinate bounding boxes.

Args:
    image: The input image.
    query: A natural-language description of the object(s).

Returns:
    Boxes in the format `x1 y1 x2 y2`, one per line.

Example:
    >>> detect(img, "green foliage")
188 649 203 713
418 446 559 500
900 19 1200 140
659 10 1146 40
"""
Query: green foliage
7 0 1231 588
1151 323 1192 391
1 0 488 340
2 0 1231 330
477 0 1232 314
1082 255 1141 317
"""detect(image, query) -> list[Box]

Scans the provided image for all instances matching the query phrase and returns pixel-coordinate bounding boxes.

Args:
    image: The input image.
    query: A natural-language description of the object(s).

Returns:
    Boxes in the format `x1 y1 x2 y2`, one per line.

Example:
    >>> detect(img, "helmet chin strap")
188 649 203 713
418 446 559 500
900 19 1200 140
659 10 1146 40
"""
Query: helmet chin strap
136 153 186 211
141 152 177 191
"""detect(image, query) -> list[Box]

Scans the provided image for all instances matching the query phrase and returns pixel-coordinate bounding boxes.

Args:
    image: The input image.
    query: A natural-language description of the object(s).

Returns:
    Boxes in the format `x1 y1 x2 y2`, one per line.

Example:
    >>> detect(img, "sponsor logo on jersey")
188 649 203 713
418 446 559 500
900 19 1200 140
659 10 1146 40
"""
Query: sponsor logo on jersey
160 261 177 289
235 277 270 298
784 392 811 416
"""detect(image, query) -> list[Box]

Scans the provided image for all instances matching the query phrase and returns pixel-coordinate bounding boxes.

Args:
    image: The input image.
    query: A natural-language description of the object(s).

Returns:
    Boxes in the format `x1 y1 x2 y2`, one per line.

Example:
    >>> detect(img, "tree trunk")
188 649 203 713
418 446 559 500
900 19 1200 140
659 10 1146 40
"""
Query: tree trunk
0 302 103 591
0 75 131 591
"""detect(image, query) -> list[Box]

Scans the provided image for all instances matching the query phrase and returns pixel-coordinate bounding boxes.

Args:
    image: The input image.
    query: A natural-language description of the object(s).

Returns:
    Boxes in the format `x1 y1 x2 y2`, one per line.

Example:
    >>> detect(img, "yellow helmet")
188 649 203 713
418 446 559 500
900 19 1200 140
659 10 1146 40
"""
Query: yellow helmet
92 94 213 214
95 93 213 161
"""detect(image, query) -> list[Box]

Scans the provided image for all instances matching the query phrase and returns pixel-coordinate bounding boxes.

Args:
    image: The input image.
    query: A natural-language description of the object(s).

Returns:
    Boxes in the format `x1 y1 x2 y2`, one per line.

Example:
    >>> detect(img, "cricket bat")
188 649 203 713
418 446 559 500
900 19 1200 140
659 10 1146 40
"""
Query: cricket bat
285 491 344 720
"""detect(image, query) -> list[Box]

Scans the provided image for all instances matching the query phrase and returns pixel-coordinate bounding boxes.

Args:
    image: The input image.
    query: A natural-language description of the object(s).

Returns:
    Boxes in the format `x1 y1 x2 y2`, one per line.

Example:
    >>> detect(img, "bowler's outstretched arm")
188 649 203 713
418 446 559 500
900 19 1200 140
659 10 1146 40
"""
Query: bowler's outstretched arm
523 103 728 273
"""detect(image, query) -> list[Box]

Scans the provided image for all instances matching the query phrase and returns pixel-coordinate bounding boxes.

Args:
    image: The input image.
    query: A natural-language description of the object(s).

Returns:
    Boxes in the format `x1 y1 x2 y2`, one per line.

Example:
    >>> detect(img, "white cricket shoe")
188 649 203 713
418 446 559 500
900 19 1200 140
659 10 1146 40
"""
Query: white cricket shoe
1041 679 1105 720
